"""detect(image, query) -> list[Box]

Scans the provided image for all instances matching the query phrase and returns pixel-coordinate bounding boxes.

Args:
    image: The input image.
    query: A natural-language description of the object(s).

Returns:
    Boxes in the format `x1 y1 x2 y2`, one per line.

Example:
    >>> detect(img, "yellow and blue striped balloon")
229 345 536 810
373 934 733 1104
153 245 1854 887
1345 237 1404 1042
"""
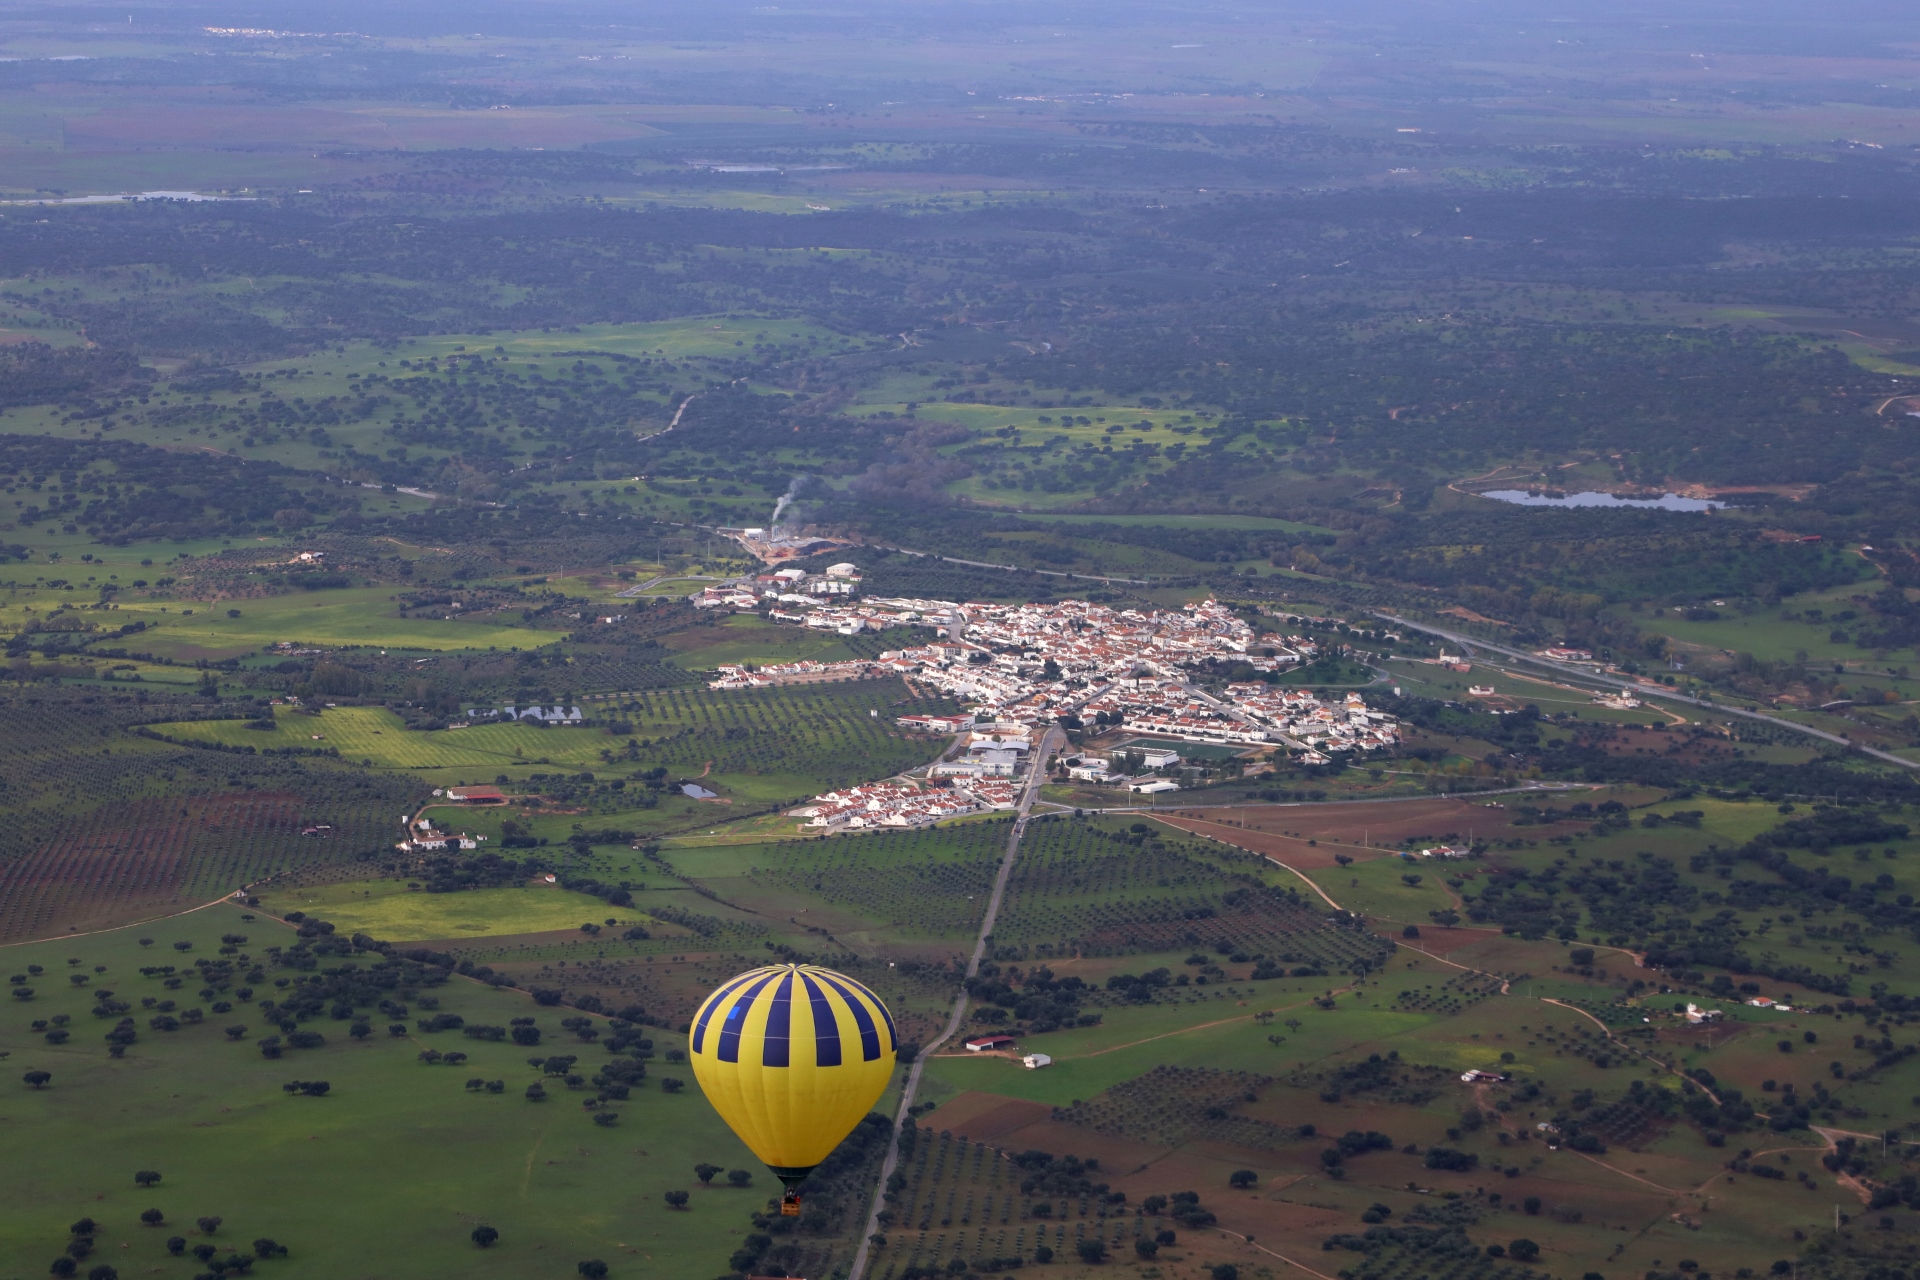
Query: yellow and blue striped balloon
688 963 898 1185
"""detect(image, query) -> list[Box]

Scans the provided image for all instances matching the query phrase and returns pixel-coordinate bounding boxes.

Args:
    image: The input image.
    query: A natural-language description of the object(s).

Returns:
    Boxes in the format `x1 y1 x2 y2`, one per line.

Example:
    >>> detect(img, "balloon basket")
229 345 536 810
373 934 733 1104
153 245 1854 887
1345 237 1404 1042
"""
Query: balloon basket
780 1191 802 1217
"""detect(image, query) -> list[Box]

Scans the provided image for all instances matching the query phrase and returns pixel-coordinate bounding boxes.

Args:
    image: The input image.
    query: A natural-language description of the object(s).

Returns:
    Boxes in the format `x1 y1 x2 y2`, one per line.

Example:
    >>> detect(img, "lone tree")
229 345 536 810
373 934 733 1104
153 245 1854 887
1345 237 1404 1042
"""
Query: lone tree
471 1226 499 1249
663 1191 689 1209
577 1262 609 1278
196 1216 222 1236
139 1209 165 1227
1229 1169 1258 1188
48 1259 76 1278
164 1238 185 1256
725 1169 753 1188
87 1266 119 1280
23 1070 50 1089
1508 1239 1541 1263
1075 1238 1107 1264
694 1164 722 1185
134 1171 162 1188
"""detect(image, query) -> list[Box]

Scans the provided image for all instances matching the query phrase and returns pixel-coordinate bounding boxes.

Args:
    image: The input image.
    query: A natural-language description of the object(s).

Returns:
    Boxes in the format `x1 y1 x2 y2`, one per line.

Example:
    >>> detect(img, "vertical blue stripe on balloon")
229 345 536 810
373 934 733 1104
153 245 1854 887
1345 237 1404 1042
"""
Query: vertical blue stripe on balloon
841 974 897 1051
819 974 882 1061
762 970 795 1067
692 969 765 1054
716 972 779 1064
800 972 841 1067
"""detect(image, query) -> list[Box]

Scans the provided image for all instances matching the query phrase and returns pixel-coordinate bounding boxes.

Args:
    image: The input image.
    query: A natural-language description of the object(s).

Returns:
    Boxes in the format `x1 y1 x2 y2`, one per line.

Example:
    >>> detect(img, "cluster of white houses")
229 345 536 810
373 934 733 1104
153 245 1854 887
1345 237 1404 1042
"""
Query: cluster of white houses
758 598 1404 826
714 596 1399 764
792 776 1020 829
692 562 863 615
398 816 485 853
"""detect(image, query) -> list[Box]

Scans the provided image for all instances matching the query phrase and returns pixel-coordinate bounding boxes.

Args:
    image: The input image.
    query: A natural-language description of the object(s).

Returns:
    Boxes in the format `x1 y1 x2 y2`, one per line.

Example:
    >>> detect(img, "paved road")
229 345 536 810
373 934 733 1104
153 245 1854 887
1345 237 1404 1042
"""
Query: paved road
1375 611 1920 772
846 725 1067 1280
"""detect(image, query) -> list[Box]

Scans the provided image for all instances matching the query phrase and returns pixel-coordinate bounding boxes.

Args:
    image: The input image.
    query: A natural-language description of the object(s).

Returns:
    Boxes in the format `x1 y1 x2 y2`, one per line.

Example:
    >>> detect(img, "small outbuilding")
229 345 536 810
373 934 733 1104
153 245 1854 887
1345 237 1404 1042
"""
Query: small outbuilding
964 1035 1018 1053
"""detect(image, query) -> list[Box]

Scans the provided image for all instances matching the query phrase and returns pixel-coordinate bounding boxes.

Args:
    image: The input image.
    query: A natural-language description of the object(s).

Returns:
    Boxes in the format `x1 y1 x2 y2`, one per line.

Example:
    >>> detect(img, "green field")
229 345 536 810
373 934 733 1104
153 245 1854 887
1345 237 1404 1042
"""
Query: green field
1307 854 1458 923
155 705 614 770
254 881 633 942
662 613 858 669
89 589 541 659
148 679 951 802
0 908 763 1280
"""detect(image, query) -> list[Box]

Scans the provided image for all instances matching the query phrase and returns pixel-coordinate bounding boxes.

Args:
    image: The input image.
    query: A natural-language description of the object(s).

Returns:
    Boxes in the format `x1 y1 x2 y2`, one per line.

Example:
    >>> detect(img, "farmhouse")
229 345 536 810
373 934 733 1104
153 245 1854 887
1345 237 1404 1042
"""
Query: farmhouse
444 785 506 804
464 705 585 724
964 1035 1018 1052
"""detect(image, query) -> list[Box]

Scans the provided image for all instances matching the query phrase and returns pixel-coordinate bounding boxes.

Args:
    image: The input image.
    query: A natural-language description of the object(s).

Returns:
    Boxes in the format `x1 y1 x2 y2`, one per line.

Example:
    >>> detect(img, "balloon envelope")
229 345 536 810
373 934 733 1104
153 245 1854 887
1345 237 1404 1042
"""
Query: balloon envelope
688 963 898 1183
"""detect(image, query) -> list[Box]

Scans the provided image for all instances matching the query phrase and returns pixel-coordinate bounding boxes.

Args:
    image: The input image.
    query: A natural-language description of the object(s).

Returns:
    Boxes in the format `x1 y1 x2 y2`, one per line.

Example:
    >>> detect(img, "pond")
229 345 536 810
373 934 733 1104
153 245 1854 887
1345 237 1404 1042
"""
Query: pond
1478 489 1724 512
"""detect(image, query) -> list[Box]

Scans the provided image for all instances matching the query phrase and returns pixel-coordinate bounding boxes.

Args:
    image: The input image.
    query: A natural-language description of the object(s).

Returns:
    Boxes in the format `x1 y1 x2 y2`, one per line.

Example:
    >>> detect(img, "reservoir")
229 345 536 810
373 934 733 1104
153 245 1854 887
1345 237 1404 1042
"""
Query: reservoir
1479 489 1725 512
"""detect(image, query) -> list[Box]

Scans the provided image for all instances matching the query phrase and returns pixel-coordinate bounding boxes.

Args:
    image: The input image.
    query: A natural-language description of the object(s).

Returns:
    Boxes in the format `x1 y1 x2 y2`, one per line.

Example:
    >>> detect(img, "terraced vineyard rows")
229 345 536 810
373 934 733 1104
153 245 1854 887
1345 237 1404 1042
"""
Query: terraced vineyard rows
992 816 1396 972
753 823 1010 939
1053 1066 1299 1151
873 1128 1160 1279
604 680 960 787
0 689 422 942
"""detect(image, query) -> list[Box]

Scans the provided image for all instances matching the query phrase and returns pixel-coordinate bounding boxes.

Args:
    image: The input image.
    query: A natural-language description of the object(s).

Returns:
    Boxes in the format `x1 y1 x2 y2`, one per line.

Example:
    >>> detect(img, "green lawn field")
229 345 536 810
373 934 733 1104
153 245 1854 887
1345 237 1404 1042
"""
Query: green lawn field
253 881 634 942
101 589 543 659
150 706 610 770
148 686 934 805
1307 854 1458 923
0 907 762 1280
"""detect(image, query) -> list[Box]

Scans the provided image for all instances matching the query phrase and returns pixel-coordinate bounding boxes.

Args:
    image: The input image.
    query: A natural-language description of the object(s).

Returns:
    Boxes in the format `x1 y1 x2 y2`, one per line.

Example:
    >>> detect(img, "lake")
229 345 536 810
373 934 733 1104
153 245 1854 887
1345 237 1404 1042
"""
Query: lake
1479 489 1725 512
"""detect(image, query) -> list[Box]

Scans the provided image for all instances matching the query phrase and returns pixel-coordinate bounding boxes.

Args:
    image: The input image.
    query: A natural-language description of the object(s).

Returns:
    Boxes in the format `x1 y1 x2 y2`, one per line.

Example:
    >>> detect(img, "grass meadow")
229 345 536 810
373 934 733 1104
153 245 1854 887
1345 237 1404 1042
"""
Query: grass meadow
252 881 631 942
147 678 952 802
102 589 541 659
0 906 761 1280
1306 854 1459 924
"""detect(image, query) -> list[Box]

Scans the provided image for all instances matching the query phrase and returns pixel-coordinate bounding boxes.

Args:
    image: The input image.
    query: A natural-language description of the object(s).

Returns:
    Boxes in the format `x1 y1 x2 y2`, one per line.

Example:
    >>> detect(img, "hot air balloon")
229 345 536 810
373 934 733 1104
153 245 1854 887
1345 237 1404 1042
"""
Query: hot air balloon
689 963 898 1216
